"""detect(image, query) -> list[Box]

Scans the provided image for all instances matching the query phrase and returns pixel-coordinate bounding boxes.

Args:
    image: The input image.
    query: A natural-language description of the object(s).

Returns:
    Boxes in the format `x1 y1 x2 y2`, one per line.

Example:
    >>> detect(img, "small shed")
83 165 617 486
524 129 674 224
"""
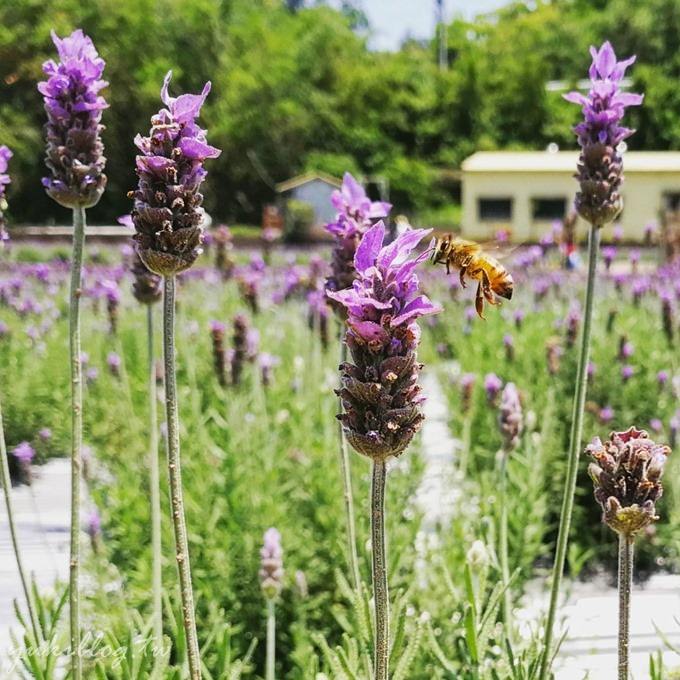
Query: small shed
461 151 680 242
276 171 342 226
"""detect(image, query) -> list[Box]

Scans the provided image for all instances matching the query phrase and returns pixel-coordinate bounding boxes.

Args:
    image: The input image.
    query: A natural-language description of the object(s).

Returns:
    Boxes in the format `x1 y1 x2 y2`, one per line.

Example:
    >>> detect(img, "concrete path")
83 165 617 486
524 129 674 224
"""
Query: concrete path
0 459 69 669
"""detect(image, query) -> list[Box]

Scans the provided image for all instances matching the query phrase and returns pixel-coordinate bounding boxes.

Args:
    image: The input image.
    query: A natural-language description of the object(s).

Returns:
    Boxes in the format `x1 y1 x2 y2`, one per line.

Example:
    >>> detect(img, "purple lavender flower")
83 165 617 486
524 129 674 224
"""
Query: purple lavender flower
671 411 680 449
587 427 670 536
587 361 596 381
602 245 617 270
39 427 52 442
106 352 121 377
513 309 525 329
621 364 634 381
498 383 523 452
12 442 35 464
259 528 284 600
564 42 643 226
259 353 280 387
484 373 503 405
599 405 615 424
658 370 669 387
12 441 35 486
620 341 634 360
130 71 221 276
327 222 440 460
649 419 663 434
325 173 391 307
39 30 108 209
0 146 12 245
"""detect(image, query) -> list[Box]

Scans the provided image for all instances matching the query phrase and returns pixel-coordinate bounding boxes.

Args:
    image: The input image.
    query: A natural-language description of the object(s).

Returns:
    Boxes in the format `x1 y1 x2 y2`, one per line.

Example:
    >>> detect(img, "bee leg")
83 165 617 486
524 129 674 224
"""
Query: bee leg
459 266 467 289
474 282 486 319
480 269 500 306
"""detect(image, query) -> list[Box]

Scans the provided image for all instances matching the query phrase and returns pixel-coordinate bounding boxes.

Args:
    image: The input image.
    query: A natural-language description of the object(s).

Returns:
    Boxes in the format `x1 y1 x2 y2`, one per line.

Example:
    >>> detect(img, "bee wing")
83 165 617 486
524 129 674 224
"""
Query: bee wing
476 240 522 261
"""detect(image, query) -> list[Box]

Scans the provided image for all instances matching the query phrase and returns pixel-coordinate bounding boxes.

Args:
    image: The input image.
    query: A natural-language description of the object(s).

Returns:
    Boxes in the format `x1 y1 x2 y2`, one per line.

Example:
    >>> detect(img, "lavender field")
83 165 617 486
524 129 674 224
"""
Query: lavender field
2 5 680 680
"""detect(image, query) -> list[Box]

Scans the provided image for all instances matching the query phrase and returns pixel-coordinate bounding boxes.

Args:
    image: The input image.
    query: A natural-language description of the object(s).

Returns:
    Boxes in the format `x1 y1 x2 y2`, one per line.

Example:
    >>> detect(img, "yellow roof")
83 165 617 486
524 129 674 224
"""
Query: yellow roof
462 151 680 173
275 171 342 193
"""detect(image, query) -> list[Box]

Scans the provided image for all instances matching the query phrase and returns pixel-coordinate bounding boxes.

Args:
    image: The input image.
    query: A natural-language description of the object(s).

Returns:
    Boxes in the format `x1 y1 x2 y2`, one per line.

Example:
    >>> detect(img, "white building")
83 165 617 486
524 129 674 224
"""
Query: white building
461 151 680 242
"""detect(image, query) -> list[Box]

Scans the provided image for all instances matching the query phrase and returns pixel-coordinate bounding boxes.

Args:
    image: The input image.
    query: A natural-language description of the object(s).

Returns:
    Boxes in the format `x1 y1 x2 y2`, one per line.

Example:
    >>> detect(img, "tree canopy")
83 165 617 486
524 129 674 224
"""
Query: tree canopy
1 0 679 224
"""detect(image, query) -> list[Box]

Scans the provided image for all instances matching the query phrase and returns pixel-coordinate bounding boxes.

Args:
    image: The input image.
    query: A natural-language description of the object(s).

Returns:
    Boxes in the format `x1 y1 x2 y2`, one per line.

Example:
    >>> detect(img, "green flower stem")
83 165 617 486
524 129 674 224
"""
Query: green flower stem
266 599 276 680
163 276 201 679
498 453 512 634
147 304 163 645
69 206 86 680
371 459 389 680
618 534 634 680
338 337 361 592
0 396 43 646
539 224 601 680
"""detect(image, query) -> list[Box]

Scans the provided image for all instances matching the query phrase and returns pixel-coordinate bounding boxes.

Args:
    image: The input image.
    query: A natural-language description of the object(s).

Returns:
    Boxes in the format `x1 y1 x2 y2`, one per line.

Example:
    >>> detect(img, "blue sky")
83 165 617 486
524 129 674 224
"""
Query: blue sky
359 0 509 51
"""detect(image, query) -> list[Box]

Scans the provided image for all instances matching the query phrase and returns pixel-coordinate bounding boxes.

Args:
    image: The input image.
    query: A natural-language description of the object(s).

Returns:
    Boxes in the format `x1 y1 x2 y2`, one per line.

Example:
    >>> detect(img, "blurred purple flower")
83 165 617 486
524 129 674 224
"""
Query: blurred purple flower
599 406 615 423
12 442 35 463
621 364 634 381
484 373 503 404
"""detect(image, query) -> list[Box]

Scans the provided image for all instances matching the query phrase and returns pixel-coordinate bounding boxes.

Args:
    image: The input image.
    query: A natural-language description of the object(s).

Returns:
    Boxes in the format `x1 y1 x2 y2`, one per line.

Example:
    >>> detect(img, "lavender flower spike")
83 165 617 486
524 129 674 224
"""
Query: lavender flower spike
39 30 108 209
0 145 12 244
499 382 523 452
131 71 221 276
259 528 284 600
328 222 441 460
564 42 643 226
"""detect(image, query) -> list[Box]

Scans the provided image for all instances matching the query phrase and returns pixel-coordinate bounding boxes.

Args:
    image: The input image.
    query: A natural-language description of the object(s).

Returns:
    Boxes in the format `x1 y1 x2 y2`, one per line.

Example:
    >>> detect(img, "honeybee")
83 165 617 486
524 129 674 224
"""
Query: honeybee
431 234 514 319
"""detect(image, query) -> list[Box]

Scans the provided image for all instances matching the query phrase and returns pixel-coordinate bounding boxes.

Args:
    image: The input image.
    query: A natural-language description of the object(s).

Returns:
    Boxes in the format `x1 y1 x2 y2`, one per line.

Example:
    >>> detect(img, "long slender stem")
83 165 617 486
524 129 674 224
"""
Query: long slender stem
338 337 361 591
0 396 43 646
539 224 601 680
163 276 201 679
618 534 633 680
371 459 389 680
498 453 512 634
147 304 163 646
266 599 276 680
69 206 86 680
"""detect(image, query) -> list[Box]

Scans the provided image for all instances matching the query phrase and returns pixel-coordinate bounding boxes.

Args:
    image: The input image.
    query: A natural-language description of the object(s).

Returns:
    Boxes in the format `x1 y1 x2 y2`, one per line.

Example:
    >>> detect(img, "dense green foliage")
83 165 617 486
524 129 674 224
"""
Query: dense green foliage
2 0 680 225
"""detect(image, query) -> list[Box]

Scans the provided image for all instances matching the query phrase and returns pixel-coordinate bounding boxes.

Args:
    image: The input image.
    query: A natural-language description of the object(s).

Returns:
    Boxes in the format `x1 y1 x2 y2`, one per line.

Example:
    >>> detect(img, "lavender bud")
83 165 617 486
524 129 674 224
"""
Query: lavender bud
130 71 221 276
39 30 108 209
564 42 642 227
545 337 563 376
498 383 523 452
213 225 234 278
259 353 279 387
128 244 162 305
484 373 503 405
661 291 674 344
231 314 249 386
107 352 121 377
209 321 226 386
460 373 476 413
85 508 102 554
259 528 284 600
606 307 618 333
587 427 670 537
503 334 515 362
327 222 441 460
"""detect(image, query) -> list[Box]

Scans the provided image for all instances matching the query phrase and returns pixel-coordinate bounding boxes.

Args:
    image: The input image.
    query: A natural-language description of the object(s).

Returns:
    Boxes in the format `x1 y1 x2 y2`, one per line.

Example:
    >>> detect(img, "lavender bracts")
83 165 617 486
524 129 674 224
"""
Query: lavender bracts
0 146 11 245
130 71 221 276
39 30 108 209
564 42 643 226
326 173 391 299
328 222 441 460
587 427 670 537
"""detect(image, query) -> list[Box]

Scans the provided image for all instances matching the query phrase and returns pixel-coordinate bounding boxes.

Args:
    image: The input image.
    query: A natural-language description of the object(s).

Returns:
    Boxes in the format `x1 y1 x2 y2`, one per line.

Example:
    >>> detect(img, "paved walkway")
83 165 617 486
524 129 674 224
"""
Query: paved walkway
0 459 69 668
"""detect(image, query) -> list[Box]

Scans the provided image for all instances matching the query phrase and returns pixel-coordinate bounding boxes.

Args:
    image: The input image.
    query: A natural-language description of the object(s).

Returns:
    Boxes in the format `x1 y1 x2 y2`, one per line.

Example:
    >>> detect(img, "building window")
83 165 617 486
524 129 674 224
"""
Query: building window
532 197 567 221
478 198 512 221
663 192 680 211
